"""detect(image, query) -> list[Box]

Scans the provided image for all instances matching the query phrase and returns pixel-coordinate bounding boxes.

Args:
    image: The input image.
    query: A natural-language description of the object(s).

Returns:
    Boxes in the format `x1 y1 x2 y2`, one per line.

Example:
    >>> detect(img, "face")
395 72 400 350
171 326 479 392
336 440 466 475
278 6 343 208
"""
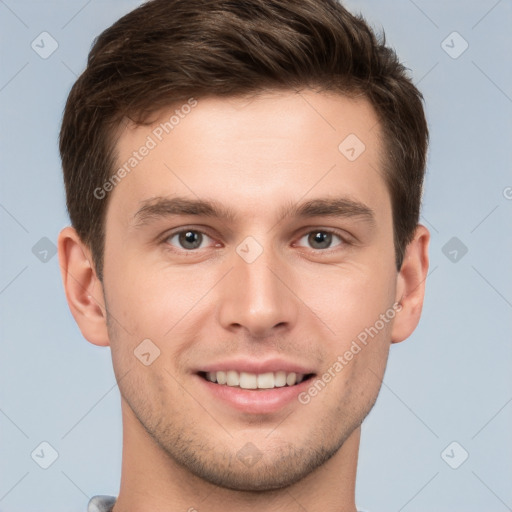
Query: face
102 90 399 490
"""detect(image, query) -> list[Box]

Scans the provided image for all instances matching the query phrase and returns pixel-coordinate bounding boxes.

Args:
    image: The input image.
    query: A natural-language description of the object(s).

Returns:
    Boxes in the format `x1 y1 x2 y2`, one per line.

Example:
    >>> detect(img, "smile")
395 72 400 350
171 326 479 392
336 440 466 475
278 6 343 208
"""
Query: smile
199 370 314 389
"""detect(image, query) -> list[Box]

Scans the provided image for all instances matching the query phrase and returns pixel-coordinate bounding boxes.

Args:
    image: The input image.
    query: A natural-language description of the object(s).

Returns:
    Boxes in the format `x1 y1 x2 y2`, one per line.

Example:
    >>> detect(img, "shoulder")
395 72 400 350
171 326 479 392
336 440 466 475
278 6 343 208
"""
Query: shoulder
87 495 117 512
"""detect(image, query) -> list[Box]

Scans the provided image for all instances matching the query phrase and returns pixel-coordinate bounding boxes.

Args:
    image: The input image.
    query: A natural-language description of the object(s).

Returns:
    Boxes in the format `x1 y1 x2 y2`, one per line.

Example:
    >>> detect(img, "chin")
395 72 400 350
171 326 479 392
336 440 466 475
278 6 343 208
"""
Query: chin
160 435 344 492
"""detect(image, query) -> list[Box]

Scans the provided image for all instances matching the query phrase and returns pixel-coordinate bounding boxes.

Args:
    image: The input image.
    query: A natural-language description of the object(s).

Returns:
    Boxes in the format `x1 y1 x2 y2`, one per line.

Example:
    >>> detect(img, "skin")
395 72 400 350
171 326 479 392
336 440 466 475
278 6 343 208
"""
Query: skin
58 90 429 512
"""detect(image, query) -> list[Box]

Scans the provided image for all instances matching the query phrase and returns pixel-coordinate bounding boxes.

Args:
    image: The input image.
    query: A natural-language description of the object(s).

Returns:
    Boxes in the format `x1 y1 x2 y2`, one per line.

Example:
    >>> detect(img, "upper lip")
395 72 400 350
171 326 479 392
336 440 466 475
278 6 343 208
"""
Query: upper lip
196 357 316 375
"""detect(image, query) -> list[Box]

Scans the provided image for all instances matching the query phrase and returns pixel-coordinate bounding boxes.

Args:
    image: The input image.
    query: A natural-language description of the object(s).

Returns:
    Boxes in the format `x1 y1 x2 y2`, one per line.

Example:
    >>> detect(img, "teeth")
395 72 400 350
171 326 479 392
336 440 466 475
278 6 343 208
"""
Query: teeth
239 372 257 389
286 372 297 386
257 372 274 389
274 371 286 387
226 370 239 386
204 370 306 389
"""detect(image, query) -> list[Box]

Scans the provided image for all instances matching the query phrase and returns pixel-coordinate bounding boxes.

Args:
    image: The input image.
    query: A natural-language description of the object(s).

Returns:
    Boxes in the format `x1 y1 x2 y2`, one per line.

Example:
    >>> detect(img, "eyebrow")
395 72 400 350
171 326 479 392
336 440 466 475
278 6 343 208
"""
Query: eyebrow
131 195 376 228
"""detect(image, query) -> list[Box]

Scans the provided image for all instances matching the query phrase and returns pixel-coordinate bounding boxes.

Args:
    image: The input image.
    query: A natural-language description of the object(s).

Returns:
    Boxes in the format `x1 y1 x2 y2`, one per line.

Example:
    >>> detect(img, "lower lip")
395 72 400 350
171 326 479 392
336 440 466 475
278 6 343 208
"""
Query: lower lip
196 375 314 414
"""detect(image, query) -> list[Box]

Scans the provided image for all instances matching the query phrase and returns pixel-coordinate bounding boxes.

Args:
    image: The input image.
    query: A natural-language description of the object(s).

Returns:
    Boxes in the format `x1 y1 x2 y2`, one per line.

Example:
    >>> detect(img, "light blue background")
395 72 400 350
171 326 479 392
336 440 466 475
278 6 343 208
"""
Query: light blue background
1 1 511 511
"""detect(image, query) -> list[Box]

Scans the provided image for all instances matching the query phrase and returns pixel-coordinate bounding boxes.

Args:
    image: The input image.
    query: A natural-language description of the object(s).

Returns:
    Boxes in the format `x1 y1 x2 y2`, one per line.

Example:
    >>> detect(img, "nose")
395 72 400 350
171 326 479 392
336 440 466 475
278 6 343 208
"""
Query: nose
217 242 299 339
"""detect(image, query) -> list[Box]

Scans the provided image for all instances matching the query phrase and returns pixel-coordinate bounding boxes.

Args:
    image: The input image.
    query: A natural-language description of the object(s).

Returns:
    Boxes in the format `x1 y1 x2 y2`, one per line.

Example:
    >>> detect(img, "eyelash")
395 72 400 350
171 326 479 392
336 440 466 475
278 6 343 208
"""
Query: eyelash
161 227 351 254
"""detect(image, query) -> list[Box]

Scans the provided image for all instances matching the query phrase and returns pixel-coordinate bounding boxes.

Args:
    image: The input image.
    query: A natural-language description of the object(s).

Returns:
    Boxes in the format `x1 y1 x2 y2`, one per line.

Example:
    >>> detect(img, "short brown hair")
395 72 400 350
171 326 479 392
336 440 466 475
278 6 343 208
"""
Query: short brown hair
60 0 428 281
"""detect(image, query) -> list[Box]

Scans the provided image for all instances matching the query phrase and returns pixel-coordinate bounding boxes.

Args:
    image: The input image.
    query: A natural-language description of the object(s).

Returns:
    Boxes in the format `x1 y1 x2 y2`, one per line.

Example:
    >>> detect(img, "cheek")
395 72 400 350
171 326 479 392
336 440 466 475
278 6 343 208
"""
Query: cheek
317 319 392 413
106 261 214 340
294 260 396 343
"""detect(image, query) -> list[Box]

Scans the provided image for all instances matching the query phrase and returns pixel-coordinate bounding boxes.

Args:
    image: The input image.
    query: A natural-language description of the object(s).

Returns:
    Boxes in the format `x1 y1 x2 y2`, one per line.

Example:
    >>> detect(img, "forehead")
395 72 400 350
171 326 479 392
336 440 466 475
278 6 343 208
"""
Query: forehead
108 90 388 226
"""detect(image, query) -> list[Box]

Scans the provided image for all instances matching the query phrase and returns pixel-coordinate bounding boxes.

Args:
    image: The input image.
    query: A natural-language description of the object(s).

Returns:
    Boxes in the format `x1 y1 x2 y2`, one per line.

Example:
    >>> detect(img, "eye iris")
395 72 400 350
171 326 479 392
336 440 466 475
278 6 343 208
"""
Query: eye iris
309 231 332 249
179 230 202 249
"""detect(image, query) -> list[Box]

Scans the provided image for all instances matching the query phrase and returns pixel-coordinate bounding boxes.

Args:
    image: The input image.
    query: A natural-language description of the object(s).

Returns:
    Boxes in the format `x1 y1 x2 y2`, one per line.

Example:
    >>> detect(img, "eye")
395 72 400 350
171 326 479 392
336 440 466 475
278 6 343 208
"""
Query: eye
296 230 344 250
165 229 214 250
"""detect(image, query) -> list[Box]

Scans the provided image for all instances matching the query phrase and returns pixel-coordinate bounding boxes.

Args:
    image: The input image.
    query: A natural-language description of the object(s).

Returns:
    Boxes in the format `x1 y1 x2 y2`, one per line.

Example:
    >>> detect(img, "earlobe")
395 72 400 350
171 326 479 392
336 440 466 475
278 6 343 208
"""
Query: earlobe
391 224 430 344
57 226 110 347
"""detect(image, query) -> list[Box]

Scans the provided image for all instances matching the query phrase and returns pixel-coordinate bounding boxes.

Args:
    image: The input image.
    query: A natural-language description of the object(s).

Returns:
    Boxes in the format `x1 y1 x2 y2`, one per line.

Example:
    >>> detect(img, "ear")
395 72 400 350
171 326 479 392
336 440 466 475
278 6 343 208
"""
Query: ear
391 224 430 344
57 226 110 347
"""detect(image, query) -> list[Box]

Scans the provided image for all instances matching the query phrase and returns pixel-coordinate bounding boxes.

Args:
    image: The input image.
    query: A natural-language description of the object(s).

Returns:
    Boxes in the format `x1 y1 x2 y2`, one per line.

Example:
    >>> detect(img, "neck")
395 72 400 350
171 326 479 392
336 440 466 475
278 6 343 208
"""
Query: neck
113 400 360 512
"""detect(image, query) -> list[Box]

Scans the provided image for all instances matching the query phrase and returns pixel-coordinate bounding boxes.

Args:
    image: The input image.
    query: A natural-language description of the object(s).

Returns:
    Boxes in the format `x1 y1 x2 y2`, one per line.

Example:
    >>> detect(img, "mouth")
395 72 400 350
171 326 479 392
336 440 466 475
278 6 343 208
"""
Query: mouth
198 370 316 390
195 358 318 413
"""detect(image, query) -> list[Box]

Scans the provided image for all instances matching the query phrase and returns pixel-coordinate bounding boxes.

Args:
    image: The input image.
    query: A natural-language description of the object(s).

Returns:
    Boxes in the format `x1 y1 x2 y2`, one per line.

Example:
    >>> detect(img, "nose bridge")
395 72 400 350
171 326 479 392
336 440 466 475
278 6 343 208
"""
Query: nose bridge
218 237 298 336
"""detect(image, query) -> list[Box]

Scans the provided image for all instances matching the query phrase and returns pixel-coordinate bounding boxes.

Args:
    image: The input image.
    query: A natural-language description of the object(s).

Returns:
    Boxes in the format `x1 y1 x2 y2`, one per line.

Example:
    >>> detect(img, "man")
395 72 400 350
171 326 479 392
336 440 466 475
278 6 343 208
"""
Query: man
57 0 430 510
